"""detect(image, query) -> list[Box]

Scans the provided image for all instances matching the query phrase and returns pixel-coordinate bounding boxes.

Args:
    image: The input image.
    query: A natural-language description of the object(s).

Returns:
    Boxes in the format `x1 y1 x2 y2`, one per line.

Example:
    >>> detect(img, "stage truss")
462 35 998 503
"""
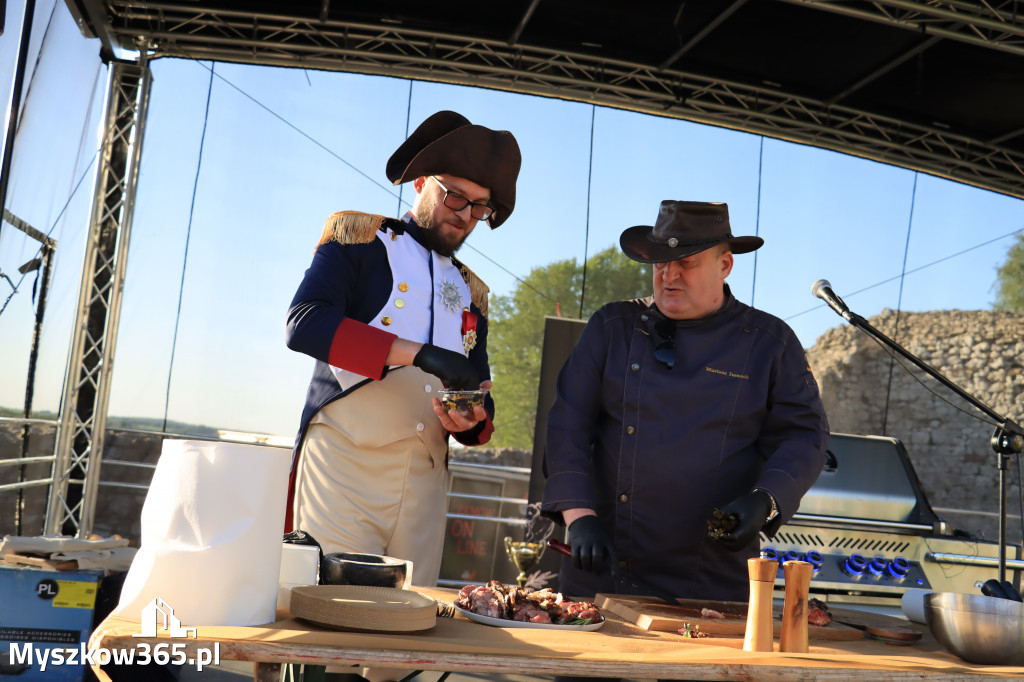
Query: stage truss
43 0 1024 534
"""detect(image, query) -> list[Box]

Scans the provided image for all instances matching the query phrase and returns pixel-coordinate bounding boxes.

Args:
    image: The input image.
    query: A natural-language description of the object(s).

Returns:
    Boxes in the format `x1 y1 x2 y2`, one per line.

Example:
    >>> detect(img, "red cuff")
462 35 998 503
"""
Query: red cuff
328 318 397 380
476 415 494 445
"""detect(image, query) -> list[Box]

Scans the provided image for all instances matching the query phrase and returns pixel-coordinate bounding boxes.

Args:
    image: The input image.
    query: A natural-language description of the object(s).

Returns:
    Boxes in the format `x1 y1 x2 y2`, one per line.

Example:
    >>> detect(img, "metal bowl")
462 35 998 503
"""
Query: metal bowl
320 552 408 589
924 591 1024 665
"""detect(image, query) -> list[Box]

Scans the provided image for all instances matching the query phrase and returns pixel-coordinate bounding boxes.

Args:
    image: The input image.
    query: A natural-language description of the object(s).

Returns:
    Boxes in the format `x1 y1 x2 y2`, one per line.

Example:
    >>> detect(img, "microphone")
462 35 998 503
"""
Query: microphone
811 279 852 321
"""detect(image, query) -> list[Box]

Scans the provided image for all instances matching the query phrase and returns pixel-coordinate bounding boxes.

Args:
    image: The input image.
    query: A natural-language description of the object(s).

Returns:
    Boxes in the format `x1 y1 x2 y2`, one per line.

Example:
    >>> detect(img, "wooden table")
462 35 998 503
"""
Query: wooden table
89 587 1024 681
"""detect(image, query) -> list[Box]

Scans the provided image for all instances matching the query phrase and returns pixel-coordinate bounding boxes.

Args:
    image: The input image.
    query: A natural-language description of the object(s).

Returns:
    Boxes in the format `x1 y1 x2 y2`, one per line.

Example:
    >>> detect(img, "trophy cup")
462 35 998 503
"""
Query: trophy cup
504 536 546 588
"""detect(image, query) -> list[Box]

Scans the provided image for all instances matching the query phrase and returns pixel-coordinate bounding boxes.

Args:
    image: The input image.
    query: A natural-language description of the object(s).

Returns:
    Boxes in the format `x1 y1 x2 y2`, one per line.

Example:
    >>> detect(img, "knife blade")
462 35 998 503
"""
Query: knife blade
546 538 680 606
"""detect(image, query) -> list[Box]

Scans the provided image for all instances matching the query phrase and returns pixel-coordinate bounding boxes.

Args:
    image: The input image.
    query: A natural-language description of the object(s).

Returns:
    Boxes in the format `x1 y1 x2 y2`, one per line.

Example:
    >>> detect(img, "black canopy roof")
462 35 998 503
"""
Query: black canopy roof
65 0 1024 198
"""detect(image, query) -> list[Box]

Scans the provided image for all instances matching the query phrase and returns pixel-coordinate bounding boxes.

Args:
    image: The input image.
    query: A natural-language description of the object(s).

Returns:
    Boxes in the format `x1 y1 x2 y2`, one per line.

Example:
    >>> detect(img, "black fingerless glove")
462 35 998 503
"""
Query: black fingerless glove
714 489 774 552
412 343 479 390
567 515 617 575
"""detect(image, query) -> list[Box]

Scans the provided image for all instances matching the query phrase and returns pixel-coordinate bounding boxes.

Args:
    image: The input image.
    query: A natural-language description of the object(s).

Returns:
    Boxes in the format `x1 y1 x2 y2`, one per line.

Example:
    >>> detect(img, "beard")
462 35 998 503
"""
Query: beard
414 206 469 258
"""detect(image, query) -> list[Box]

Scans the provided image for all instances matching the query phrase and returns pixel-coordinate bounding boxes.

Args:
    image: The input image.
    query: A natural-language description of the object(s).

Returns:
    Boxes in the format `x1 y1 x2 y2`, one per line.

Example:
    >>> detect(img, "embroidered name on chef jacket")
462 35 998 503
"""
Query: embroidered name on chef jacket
705 366 750 380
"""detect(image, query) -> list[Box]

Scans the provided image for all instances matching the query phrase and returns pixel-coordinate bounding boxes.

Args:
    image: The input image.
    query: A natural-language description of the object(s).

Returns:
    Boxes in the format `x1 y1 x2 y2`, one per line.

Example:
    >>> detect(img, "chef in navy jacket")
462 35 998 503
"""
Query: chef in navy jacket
542 201 829 602
285 111 521 586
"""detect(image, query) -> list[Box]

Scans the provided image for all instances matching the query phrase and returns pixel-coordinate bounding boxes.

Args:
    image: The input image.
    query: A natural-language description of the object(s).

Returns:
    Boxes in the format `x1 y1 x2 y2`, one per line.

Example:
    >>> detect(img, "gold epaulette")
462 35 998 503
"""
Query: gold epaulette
317 213 489 316
453 258 490 317
317 211 390 248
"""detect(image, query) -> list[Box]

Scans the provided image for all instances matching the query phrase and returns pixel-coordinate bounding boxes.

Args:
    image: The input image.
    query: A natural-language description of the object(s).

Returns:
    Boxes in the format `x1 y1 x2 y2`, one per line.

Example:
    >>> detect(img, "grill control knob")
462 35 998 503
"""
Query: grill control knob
784 550 804 563
886 556 911 580
762 547 780 561
868 556 888 577
806 550 823 570
842 553 868 576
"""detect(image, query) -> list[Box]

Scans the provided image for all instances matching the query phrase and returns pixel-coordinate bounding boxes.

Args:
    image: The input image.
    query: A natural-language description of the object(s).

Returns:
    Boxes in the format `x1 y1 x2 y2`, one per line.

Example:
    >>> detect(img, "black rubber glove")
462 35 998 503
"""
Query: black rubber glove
714 489 773 552
567 515 617 575
412 343 479 390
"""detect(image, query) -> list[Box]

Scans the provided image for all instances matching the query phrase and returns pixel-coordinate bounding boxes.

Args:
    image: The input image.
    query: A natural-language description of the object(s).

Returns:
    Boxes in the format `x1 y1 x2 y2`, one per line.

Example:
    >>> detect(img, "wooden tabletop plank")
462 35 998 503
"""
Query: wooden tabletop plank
87 586 1024 681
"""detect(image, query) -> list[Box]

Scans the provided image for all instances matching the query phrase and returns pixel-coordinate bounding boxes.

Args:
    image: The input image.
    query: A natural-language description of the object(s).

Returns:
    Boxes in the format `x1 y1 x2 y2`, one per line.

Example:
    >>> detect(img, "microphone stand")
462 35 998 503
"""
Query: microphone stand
823 305 1024 582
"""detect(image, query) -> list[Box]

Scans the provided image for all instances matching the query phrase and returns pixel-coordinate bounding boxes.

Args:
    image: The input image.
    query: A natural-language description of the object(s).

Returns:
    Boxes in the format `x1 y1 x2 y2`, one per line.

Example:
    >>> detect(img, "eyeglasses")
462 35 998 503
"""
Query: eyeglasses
653 319 675 370
431 176 495 222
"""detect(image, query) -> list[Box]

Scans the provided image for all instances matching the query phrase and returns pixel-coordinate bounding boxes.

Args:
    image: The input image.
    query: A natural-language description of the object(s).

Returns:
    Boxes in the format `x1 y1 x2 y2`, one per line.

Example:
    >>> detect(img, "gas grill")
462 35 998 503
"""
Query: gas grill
762 433 1023 605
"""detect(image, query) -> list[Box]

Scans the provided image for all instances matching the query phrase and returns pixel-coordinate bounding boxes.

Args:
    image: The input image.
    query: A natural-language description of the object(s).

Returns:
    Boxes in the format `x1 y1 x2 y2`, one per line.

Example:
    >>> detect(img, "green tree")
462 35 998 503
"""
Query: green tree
485 245 651 449
994 231 1024 312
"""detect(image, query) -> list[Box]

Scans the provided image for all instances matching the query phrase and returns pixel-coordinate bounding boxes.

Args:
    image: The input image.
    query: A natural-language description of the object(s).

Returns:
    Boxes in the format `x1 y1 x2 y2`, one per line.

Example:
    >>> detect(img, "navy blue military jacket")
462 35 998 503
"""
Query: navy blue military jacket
541 287 828 601
285 213 493 460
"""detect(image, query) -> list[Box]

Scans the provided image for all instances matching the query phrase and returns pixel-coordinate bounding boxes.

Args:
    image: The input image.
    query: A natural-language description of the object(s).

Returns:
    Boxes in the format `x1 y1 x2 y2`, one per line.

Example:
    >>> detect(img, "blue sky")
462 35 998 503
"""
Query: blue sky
1 0 1022 438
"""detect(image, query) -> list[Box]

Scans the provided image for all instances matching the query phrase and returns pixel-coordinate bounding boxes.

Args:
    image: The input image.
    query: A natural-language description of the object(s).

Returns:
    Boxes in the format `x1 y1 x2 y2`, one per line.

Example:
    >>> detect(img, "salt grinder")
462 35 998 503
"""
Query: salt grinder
779 560 813 653
743 557 777 652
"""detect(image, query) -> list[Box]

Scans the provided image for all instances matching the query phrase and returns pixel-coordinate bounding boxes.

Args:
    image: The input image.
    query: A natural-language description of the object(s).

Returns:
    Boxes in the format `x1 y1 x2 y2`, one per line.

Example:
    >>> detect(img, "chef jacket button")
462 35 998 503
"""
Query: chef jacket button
395 298 405 308
424 384 433 393
626 426 636 435
381 316 392 326
398 282 409 292
619 494 628 503
416 422 425 432
631 363 640 371
640 314 648 321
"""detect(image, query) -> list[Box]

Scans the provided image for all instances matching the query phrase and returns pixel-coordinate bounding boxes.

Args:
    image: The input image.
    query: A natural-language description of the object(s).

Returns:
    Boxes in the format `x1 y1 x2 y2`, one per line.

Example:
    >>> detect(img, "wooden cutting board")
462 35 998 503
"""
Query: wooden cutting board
595 594 863 641
2 552 78 570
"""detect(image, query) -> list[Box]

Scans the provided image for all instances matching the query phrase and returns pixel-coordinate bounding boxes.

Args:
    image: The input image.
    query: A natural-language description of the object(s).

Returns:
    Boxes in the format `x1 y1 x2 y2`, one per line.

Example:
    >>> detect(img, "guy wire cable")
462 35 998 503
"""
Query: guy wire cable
396 80 413 217
881 171 918 437
162 61 215 434
0 0 38 247
0 17 104 317
203 62 559 309
785 226 1024 321
578 104 595 319
0 153 96 317
14 0 60 140
751 136 763 306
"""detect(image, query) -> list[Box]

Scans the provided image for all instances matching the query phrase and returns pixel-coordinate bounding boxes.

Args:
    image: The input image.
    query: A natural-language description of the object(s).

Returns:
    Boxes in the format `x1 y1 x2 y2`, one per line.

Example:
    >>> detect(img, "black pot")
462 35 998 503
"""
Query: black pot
320 552 408 588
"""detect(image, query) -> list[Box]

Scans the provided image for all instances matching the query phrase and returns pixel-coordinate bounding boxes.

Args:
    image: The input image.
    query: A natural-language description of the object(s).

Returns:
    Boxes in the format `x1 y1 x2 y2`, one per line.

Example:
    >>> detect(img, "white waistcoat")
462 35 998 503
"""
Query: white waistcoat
330 226 472 392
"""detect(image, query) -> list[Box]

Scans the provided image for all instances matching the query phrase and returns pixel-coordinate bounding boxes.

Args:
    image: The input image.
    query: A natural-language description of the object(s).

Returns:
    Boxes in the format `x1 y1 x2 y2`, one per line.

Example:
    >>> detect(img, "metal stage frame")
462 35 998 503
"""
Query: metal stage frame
36 0 1024 533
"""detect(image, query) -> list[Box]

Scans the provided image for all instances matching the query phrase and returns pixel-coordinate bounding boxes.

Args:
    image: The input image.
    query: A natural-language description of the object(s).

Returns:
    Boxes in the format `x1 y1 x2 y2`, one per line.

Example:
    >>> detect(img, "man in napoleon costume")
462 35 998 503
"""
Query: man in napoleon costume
285 111 521 587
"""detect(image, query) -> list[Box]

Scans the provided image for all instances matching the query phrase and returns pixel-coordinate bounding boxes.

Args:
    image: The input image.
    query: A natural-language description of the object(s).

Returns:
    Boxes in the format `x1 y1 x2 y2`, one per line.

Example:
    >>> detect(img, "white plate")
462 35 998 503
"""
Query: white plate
453 604 605 631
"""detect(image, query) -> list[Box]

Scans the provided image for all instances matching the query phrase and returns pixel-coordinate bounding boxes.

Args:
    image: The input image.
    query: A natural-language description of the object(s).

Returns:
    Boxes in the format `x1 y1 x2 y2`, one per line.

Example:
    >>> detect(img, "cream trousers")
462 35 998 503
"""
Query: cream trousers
293 366 450 587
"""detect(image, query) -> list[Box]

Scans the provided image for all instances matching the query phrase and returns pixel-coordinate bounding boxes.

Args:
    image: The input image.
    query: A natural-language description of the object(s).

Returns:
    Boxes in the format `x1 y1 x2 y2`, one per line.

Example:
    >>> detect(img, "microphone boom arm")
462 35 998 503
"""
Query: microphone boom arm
818 288 1023 582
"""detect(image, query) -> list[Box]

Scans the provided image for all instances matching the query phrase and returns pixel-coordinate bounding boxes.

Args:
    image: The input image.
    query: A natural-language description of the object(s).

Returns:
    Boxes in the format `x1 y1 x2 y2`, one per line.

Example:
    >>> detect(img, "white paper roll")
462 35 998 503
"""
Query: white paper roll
116 439 290 627
901 588 934 624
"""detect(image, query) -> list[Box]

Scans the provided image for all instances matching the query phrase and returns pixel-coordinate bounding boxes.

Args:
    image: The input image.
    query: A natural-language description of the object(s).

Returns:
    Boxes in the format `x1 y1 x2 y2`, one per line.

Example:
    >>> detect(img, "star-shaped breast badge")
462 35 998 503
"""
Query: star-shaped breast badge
438 278 464 313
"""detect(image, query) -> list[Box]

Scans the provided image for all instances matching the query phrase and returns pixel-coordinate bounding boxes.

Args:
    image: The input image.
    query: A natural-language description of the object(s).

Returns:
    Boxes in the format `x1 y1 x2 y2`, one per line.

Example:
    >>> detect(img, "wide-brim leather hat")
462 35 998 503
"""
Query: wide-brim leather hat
386 110 521 228
620 200 763 263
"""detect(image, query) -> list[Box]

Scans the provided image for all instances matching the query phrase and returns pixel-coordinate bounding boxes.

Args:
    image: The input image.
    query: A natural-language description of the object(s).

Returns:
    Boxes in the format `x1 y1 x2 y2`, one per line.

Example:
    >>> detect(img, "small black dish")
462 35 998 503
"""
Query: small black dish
320 552 408 588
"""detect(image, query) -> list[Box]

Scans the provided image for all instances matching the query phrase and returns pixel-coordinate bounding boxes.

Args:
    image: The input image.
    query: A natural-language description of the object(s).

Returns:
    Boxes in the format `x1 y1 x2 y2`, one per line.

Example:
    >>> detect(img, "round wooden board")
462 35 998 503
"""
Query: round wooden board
290 585 437 632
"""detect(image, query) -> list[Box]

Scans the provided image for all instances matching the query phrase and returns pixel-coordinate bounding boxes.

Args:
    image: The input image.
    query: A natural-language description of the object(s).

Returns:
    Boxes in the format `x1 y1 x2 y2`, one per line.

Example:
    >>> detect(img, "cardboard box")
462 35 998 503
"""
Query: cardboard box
0 565 104 681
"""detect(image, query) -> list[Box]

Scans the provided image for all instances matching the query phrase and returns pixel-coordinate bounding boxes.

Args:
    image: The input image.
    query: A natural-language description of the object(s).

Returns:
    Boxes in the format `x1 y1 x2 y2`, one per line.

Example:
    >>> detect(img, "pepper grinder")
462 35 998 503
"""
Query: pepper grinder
743 557 777 652
779 560 813 653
